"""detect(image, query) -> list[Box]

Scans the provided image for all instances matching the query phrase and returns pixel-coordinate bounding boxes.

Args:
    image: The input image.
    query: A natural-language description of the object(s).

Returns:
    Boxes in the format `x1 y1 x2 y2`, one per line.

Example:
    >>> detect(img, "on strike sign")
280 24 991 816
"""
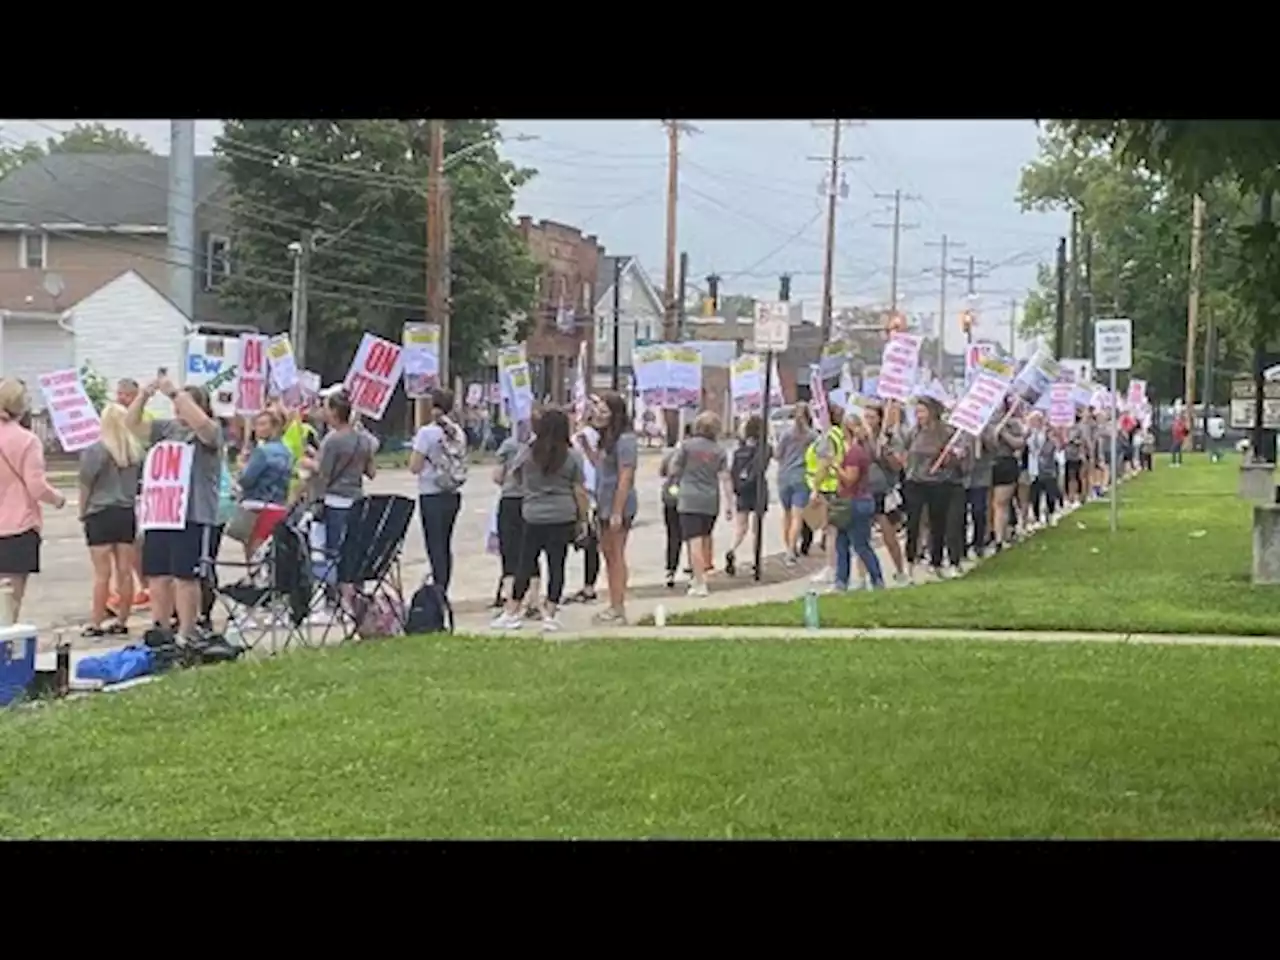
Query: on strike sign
344 333 404 420
236 333 268 415
37 369 101 453
138 441 194 532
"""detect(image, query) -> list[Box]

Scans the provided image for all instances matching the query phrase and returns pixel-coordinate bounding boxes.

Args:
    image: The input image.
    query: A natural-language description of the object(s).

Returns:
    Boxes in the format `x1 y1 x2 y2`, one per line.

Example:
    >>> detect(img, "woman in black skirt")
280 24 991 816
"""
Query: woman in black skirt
0 379 67 621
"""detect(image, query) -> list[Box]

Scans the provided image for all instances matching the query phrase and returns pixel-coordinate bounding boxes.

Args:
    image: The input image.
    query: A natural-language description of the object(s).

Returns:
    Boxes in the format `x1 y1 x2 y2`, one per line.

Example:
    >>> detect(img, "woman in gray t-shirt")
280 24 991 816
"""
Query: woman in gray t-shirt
592 392 638 625
490 409 586 633
669 410 732 597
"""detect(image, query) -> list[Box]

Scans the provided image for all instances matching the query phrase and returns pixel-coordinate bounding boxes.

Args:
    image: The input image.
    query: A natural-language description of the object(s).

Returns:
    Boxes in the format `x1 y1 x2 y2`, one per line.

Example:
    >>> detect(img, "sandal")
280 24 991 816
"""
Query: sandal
106 622 130 636
81 625 106 638
566 589 598 604
591 607 627 626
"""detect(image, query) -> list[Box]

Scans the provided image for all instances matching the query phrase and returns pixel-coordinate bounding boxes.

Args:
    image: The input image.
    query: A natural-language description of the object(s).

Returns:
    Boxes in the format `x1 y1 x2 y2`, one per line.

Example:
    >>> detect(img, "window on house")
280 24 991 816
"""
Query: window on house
204 234 231 290
19 232 47 270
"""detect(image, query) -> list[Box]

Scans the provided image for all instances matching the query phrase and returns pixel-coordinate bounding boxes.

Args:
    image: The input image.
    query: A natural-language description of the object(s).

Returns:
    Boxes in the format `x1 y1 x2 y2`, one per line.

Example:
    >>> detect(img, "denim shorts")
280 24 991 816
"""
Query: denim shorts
778 480 810 510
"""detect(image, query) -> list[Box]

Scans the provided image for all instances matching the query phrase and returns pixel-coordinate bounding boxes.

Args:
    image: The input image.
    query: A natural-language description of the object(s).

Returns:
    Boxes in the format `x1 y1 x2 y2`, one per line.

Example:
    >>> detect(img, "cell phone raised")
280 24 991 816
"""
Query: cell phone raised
157 366 168 378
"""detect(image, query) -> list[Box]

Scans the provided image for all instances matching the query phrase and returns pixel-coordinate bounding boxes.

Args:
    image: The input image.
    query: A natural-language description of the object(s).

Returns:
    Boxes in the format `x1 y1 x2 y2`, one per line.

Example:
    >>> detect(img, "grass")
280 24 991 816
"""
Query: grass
673 453 1279 636
4 635 1280 838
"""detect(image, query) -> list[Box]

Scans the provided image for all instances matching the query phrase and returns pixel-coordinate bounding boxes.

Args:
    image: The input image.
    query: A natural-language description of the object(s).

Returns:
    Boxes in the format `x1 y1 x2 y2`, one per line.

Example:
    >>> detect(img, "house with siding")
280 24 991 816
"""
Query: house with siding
0 152 242 394
591 254 665 388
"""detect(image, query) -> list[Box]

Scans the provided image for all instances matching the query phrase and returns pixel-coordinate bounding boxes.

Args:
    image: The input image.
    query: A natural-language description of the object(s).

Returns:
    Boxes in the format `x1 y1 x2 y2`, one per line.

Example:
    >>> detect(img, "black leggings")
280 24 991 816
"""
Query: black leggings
663 502 682 573
513 522 575 606
497 497 524 578
905 480 955 569
1030 476 1061 521
582 523 600 589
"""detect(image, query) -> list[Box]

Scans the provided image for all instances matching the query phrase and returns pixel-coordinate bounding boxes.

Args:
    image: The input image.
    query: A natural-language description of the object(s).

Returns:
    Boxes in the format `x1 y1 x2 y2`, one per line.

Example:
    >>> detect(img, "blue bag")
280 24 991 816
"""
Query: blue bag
76 645 155 685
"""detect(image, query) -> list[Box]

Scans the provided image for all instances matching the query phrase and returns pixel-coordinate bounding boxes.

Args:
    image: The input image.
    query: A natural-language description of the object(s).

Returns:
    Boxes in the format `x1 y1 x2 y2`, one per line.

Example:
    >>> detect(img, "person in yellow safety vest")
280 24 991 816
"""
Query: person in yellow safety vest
803 404 845 584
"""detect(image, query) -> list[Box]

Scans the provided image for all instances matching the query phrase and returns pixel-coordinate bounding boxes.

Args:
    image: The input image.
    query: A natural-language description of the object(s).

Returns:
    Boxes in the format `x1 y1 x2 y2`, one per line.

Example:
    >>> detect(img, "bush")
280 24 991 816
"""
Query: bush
78 362 108 413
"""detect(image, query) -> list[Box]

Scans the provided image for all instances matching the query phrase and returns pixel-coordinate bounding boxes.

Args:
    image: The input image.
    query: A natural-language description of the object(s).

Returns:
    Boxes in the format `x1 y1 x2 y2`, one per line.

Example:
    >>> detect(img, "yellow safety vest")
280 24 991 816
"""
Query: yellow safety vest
804 426 845 494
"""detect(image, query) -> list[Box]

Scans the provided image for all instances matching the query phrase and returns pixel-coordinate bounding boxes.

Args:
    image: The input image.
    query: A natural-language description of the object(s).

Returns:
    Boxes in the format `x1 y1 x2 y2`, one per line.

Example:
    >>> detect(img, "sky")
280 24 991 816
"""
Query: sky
0 119 1067 356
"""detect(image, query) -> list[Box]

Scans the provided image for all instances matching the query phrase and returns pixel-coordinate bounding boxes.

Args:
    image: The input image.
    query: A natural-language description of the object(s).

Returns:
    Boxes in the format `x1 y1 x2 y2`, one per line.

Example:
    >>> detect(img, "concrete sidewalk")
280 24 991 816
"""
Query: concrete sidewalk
530 625 1280 648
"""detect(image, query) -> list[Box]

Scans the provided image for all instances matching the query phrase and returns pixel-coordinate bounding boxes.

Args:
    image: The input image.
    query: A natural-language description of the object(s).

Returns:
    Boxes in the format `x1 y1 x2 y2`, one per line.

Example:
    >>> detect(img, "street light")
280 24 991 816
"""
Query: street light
443 132 539 172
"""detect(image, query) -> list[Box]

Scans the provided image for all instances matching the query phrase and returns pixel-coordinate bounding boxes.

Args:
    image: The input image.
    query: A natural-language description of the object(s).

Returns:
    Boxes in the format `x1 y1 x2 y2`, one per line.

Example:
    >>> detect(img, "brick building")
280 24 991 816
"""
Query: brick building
516 216 604 402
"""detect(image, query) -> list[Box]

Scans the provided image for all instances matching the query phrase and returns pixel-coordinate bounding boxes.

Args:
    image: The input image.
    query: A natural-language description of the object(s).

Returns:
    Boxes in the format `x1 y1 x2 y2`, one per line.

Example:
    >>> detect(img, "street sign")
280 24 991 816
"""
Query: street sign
753 301 791 353
1093 318 1132 371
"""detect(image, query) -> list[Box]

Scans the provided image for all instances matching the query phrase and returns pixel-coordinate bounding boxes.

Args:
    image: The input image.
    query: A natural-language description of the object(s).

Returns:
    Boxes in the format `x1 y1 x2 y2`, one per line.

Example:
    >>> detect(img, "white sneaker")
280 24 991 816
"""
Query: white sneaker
783 553 798 568
686 582 709 598
810 566 834 584
892 571 911 586
490 611 522 630
541 615 561 633
1050 514 1060 527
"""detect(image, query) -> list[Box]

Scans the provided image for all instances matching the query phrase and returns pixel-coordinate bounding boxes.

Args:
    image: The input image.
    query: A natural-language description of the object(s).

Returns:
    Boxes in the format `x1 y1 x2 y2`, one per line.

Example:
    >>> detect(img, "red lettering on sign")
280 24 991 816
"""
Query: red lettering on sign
348 373 388 414
238 378 265 412
150 444 184 481
364 340 399 379
243 336 265 376
142 486 184 525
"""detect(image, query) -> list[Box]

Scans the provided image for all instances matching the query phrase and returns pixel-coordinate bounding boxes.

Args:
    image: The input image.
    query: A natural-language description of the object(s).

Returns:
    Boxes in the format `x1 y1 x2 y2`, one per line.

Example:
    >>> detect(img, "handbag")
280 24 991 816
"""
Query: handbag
827 496 854 531
800 492 829 531
224 505 259 544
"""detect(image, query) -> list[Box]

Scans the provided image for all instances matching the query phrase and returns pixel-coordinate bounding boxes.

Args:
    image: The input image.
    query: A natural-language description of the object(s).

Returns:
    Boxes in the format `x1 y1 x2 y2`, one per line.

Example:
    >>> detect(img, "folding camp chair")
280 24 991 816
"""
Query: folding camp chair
314 494 415 644
211 503 317 653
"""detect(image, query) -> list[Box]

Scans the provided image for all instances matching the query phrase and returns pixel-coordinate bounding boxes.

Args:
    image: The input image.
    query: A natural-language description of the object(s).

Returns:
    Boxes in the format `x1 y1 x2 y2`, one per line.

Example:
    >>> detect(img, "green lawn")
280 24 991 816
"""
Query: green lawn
4 635 1280 838
674 453 1278 636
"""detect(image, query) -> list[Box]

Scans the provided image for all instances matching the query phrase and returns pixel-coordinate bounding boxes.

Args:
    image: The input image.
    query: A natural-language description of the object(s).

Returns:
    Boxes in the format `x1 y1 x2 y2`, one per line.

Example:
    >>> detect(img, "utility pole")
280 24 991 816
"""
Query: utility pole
661 120 696 443
1054 237 1067 359
421 118 447 430
1081 232 1094 361
873 189 920 320
610 256 622 391
677 251 689 339
661 121 697 337
288 231 312 369
167 120 196 322
1186 193 1205 408
1202 302 1216 440
925 235 964 375
809 120 864 340
1008 299 1017 356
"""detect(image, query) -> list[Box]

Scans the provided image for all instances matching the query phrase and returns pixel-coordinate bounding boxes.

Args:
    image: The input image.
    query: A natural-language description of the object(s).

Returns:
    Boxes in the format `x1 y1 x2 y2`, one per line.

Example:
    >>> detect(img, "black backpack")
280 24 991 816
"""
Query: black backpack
406 582 453 634
732 444 758 496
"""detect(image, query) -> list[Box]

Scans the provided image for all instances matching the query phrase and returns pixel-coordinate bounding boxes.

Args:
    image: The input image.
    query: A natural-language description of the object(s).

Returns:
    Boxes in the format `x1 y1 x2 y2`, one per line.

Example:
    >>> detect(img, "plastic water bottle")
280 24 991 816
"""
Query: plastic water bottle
803 588 820 630
653 604 667 628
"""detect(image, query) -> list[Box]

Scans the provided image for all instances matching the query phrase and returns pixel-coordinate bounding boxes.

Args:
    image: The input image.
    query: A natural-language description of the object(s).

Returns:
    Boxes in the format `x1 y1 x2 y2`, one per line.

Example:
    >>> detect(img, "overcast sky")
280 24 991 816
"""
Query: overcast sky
0 119 1066 355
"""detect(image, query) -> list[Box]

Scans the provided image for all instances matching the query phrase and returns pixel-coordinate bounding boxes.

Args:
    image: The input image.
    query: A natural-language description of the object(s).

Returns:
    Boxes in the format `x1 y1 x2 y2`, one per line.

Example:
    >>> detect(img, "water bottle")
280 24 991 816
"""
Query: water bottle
803 588 820 630
653 604 667 628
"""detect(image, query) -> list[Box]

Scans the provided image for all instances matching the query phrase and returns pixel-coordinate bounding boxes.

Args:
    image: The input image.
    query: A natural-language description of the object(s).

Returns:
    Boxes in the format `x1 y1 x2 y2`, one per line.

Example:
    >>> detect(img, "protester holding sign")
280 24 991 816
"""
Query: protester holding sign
902 397 967 579
859 403 909 585
986 396 1026 551
315 391 378 588
0 379 67 620
1025 412 1063 528
127 377 224 644
78 403 144 636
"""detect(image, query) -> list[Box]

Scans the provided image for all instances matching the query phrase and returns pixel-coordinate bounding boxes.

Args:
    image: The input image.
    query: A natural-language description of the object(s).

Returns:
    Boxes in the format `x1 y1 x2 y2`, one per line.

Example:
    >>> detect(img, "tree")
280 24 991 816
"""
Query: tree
1 122 151 180
214 120 538 391
1056 120 1280 455
1015 122 1254 404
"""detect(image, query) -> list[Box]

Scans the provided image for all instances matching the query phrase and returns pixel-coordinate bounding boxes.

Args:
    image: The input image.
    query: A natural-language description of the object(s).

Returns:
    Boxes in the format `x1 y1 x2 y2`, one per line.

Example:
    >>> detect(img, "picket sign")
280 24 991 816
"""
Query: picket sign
236 334 268 416
343 333 404 420
138 441 193 532
37 369 101 453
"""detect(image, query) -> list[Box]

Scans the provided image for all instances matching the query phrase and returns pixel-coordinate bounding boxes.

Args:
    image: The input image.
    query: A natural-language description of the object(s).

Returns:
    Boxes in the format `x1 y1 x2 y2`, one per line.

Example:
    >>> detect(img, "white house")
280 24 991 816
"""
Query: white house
0 269 190 410
592 255 666 386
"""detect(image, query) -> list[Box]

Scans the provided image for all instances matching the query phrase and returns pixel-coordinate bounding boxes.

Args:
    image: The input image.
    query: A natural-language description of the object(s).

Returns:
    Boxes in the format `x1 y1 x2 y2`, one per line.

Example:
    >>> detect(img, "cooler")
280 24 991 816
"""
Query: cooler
0 624 38 707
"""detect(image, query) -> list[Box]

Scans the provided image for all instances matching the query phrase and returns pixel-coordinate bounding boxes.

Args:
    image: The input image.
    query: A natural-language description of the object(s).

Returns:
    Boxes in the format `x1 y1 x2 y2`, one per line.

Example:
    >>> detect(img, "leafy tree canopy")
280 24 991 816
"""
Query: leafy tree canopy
213 120 539 385
1017 122 1255 402
0 121 151 179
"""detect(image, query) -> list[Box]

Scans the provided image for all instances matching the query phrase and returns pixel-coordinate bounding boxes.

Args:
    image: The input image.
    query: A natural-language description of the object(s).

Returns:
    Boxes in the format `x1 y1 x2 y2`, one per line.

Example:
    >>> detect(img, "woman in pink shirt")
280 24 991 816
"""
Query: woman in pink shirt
0 380 67 620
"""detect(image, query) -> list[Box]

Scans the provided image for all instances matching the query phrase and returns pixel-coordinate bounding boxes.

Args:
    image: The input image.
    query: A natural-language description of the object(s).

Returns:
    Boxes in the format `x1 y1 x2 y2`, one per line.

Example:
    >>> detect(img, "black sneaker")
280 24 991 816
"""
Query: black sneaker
725 551 736 577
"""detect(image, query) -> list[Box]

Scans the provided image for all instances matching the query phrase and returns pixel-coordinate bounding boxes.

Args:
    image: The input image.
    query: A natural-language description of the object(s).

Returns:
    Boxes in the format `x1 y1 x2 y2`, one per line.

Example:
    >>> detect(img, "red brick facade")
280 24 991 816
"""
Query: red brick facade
516 216 604 402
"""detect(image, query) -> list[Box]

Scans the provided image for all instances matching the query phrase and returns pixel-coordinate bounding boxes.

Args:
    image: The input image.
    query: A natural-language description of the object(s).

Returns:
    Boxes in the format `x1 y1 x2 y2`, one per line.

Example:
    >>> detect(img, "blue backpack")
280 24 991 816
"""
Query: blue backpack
405 582 453 634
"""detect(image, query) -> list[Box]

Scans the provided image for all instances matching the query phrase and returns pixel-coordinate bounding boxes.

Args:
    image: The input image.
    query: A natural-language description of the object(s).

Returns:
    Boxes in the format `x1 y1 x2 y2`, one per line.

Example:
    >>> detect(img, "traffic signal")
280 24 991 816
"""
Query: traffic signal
886 311 907 333
779 273 791 302
960 309 974 335
706 273 720 313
